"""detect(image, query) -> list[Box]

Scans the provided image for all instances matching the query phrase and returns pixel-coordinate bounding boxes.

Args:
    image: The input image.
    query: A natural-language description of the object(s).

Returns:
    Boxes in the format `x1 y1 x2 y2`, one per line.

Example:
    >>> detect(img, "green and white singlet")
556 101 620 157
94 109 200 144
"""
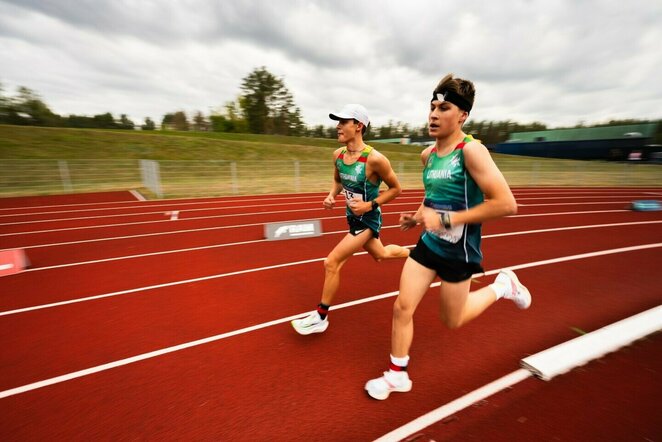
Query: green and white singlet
336 145 382 234
421 135 484 263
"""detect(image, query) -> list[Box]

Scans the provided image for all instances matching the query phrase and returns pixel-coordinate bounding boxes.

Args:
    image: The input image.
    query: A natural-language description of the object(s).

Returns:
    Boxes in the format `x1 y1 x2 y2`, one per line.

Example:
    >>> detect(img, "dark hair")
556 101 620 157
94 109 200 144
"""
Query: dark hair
354 119 369 136
433 73 475 112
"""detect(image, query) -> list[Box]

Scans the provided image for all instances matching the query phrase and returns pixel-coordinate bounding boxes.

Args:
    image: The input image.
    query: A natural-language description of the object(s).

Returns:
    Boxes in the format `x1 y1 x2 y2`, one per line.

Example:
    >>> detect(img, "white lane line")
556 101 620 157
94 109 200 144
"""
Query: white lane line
0 192 336 212
0 206 633 240
519 201 632 207
374 369 532 442
0 188 656 214
0 255 327 317
514 195 648 201
20 220 662 272
0 243 659 399
0 193 427 217
0 206 338 236
129 190 146 201
0 197 640 224
378 305 662 441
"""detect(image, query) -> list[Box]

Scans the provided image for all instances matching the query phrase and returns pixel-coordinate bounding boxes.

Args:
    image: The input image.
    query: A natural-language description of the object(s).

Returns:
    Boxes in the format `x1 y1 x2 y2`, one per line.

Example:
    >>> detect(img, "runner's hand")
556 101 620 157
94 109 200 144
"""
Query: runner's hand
399 213 418 231
348 197 370 216
420 206 444 231
323 195 336 209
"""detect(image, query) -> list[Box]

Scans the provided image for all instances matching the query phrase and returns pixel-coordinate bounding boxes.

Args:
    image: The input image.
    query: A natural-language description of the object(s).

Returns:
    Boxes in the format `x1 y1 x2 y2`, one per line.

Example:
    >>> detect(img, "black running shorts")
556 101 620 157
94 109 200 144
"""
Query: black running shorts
347 216 379 239
409 237 483 282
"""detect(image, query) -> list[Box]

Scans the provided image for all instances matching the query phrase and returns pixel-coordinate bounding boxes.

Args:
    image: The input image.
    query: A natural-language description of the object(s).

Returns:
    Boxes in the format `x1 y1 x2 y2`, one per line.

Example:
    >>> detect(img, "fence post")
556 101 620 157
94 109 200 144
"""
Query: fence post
294 161 300 193
140 159 163 198
58 160 73 193
530 161 539 186
230 162 238 194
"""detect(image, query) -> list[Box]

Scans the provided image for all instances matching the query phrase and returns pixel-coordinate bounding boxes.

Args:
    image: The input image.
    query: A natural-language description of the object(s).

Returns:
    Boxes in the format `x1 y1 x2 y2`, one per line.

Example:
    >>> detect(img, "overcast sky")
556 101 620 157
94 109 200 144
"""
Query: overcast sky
1 0 661 129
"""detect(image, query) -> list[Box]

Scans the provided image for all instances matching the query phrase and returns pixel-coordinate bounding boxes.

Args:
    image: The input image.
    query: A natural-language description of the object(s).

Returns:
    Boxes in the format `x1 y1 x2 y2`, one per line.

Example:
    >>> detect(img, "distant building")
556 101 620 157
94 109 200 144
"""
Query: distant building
494 123 659 160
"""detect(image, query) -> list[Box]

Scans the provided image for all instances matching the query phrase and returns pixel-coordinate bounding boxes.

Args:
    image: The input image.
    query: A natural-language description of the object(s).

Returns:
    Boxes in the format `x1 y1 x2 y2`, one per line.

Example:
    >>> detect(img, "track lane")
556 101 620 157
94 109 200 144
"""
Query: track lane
1 188 661 440
8 210 659 270
1 219 659 312
0 250 659 440
0 234 658 391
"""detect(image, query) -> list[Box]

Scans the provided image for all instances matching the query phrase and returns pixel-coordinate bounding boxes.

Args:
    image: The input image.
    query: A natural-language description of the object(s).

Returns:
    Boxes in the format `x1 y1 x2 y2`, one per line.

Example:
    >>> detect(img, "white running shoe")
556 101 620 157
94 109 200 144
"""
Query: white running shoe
365 371 412 400
496 269 532 309
291 312 329 335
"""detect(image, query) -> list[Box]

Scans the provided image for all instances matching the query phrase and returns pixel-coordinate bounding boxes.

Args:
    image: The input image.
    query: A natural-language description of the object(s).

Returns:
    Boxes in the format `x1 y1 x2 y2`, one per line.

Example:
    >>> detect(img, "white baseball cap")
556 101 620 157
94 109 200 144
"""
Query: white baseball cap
329 104 370 127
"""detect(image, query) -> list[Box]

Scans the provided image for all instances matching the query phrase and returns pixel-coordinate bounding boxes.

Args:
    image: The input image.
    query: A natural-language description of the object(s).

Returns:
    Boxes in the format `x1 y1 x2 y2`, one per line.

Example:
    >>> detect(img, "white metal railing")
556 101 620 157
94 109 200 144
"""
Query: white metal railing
1 158 660 198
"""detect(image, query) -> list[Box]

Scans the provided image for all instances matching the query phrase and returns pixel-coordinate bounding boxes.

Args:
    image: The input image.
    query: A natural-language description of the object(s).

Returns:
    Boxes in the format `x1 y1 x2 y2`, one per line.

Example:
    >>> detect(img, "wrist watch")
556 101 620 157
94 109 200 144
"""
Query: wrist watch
371 200 379 211
440 212 452 229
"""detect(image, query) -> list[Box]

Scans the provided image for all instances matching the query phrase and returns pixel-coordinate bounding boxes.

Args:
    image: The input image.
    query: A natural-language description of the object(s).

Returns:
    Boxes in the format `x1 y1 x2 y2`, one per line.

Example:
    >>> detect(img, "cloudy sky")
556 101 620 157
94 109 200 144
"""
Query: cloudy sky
1 0 661 129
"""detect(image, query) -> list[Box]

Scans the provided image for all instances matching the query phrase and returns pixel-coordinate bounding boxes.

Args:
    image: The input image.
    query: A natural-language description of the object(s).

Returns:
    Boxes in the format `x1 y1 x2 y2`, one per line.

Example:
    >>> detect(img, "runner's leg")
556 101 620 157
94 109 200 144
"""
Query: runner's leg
438 279 497 328
363 237 410 261
391 257 437 357
320 230 373 305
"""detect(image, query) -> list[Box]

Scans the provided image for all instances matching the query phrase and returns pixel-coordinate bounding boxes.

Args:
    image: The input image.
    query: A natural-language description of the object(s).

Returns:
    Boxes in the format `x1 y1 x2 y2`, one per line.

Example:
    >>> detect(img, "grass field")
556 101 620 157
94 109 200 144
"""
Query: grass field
1 125 660 198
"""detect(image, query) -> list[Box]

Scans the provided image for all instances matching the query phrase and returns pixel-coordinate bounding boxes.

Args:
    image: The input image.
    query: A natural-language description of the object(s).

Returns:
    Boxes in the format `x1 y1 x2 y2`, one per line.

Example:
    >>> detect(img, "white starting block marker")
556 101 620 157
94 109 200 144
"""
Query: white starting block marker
0 249 30 277
264 220 322 241
165 211 179 220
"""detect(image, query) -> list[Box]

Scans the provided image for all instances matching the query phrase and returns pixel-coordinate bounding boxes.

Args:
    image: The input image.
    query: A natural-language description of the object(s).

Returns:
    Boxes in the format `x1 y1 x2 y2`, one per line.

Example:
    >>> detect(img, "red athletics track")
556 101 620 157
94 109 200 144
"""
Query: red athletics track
0 187 660 441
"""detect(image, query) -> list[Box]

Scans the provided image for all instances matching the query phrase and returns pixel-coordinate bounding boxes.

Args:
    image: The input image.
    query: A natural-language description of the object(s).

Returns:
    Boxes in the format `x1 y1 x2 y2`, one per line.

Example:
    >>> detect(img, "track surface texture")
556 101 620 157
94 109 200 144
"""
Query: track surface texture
1 187 660 441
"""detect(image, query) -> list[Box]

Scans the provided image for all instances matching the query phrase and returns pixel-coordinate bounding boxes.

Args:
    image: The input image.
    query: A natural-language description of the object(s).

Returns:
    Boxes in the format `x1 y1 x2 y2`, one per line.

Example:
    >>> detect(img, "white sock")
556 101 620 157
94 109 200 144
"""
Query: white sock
490 281 508 300
389 354 410 374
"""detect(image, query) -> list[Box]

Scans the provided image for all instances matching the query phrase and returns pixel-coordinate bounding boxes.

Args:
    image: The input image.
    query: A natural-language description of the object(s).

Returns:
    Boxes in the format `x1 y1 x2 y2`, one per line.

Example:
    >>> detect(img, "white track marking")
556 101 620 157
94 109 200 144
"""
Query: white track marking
0 243 659 399
0 193 427 217
0 207 339 236
2 241 660 317
0 197 641 223
0 192 336 212
378 305 662 441
9 209 628 249
374 369 532 442
0 206 636 238
129 190 146 201
1 187 656 214
20 220 662 272
516 201 633 207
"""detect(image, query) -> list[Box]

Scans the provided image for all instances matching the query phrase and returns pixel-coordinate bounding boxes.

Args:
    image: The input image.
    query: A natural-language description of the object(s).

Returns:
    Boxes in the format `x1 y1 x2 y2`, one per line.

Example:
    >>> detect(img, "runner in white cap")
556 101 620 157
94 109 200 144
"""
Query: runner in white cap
291 104 410 335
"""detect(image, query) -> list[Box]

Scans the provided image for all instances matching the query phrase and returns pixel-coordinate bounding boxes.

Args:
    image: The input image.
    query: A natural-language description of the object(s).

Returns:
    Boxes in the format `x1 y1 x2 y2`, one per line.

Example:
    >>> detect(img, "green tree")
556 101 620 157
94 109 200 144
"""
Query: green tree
119 114 134 130
93 112 118 129
10 86 60 126
210 99 248 133
141 117 155 130
161 113 174 130
0 82 8 123
239 66 305 135
172 111 189 131
192 111 208 131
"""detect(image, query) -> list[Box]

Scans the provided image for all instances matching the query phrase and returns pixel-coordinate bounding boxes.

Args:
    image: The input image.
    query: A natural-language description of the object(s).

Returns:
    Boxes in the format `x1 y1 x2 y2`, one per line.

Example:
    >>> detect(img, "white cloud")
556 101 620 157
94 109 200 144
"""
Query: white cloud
1 0 660 129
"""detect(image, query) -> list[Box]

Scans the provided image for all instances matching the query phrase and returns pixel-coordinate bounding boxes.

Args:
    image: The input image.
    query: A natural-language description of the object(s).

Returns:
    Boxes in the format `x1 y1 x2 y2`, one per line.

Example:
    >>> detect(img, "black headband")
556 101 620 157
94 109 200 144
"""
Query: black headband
431 90 472 113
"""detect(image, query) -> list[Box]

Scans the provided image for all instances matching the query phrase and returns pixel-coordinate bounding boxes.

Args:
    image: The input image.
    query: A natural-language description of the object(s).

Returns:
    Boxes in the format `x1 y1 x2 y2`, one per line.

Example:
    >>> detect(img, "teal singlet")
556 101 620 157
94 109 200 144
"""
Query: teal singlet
336 145 382 233
420 135 484 263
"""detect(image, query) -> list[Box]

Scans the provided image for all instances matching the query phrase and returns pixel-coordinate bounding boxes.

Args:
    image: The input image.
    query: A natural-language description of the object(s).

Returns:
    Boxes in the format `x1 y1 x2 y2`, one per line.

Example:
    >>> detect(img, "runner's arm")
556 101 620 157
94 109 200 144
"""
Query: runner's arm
446 141 517 227
324 149 344 209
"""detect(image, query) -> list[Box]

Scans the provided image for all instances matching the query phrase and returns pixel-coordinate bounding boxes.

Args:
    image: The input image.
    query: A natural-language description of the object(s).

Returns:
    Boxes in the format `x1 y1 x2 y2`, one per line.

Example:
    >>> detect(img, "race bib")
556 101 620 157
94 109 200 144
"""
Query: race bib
343 188 364 205
427 210 464 244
